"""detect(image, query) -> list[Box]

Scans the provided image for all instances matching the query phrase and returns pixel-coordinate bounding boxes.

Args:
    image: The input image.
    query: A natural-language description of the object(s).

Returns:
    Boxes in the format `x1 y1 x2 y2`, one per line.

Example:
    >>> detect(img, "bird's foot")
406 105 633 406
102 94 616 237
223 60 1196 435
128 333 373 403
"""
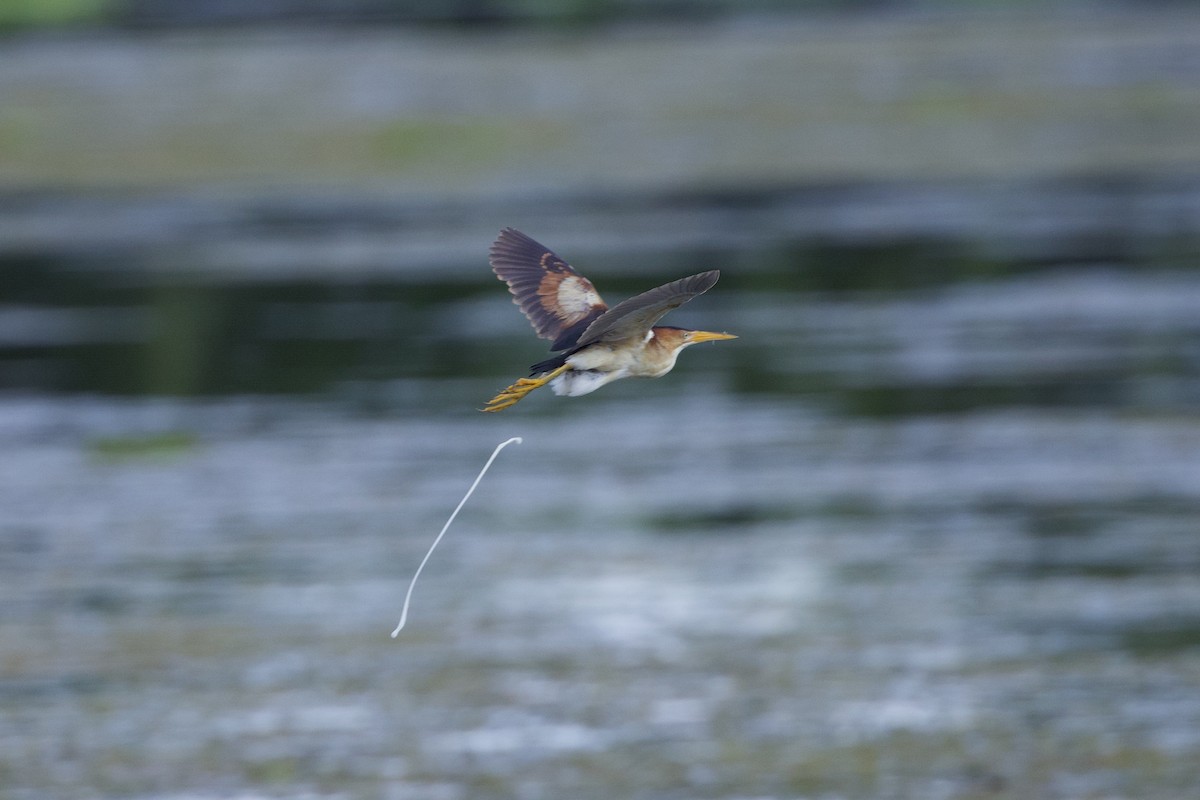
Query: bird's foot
481 365 569 412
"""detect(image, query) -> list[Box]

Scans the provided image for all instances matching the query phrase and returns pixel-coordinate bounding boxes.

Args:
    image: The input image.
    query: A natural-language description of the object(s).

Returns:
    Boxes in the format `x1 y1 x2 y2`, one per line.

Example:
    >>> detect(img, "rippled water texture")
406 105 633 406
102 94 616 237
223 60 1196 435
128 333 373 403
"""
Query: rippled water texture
4 261 1200 798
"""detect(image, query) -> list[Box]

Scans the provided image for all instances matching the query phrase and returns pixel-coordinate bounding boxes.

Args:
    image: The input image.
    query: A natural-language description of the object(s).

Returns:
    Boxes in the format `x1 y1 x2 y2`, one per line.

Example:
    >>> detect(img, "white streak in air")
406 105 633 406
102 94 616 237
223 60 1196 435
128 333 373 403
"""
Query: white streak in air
391 437 522 637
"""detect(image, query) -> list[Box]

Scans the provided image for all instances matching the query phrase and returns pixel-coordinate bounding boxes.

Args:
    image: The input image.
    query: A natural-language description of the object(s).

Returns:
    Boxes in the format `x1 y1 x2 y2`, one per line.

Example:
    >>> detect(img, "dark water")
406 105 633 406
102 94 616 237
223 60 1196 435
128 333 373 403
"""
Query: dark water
3 178 1200 799
6 177 1200 408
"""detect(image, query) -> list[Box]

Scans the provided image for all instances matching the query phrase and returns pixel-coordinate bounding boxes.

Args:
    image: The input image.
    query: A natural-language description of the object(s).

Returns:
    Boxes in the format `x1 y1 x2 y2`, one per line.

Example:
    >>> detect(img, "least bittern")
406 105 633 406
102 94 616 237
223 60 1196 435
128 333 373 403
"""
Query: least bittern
482 228 736 412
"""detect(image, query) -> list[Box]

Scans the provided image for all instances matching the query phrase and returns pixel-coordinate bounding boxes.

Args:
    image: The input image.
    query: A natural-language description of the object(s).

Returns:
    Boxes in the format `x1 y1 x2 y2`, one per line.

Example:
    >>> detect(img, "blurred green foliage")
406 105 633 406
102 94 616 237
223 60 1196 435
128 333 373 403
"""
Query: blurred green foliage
0 0 109 28
88 431 198 460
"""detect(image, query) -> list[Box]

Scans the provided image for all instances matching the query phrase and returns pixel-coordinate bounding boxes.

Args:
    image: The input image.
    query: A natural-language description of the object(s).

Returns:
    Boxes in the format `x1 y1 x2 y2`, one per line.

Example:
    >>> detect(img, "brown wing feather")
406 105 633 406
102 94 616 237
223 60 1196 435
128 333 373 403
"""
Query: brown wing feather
489 228 607 351
575 271 721 348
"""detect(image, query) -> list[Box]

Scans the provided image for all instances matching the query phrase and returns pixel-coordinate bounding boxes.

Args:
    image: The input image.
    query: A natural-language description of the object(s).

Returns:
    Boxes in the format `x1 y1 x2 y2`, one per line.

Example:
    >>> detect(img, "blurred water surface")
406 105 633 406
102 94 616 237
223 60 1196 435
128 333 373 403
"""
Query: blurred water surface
3 7 1200 800
4 216 1200 798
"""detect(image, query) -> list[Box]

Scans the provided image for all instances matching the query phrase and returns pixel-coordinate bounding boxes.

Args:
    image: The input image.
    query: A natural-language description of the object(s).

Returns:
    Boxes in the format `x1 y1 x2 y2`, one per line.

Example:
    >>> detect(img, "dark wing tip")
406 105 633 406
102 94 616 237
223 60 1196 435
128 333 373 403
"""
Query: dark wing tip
687 270 721 294
666 270 720 300
490 227 545 257
494 226 523 244
489 228 535 265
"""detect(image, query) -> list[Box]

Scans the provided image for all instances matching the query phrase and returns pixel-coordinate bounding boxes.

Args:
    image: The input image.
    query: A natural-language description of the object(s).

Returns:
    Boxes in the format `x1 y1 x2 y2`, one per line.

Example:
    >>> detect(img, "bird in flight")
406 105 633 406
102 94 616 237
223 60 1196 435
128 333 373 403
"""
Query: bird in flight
482 228 736 412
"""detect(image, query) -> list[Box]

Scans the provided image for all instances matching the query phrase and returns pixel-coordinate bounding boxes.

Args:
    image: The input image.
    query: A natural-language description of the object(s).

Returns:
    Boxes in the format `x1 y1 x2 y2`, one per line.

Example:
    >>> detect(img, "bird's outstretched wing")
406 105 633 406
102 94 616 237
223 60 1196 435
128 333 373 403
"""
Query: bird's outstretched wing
575 270 721 348
489 228 608 351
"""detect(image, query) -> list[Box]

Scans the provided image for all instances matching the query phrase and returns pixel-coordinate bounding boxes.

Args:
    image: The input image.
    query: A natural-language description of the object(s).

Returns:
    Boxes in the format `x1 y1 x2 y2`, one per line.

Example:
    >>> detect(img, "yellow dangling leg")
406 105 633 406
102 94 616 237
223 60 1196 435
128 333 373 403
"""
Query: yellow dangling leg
481 364 570 412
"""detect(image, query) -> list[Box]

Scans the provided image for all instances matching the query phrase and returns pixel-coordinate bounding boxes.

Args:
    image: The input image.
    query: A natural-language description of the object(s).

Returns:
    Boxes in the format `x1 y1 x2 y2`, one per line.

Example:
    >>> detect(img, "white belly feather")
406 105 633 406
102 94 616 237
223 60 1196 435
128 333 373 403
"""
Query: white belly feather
550 368 626 397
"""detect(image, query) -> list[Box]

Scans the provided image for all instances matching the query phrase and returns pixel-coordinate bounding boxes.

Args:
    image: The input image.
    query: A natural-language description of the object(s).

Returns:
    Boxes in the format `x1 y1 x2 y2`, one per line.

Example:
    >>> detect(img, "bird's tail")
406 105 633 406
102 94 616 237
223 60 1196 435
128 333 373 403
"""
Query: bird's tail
481 364 570 412
529 353 568 375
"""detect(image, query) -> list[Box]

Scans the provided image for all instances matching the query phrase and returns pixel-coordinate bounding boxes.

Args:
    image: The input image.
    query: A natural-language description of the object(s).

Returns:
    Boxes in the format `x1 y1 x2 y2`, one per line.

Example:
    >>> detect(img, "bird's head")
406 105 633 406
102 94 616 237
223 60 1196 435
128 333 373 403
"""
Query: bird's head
653 326 738 353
